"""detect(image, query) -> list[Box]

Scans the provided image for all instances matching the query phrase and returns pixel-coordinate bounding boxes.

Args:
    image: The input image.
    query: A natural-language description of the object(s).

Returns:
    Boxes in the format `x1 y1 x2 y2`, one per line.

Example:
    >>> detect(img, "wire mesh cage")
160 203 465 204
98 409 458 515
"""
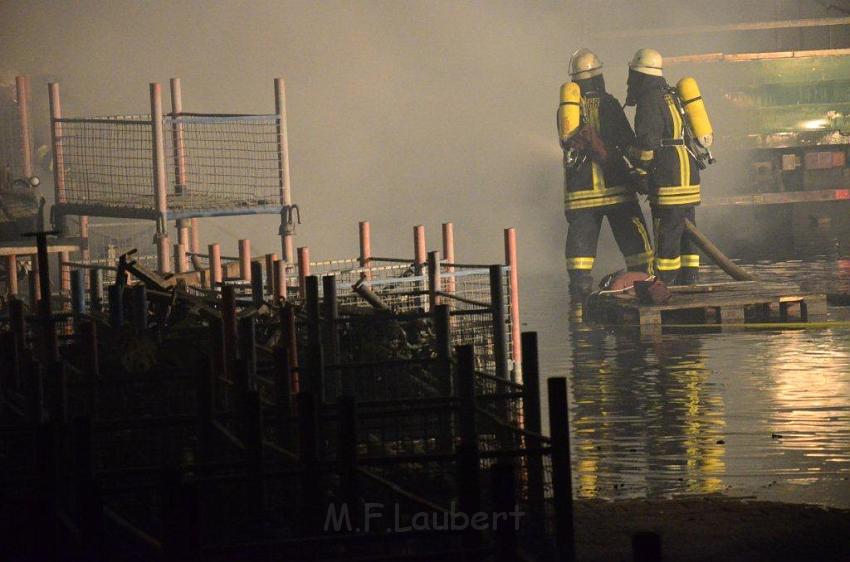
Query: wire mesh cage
54 113 285 219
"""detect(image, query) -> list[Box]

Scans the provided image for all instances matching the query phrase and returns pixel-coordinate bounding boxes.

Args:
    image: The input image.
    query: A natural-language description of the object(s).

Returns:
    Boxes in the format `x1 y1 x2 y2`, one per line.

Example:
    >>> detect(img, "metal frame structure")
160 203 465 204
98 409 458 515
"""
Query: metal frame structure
48 78 296 272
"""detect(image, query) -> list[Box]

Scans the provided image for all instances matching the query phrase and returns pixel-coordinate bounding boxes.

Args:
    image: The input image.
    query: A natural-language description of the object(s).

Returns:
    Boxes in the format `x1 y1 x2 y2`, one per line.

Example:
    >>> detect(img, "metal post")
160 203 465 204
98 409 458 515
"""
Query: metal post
428 250 441 311
177 222 190 251
169 78 188 196
265 253 278 296
442 222 455 295
414 225 426 310
189 218 200 254
5 255 17 296
504 228 522 380
297 246 310 300
548 377 576 562
70 269 85 316
157 235 171 274
48 83 66 232
221 285 237 376
150 83 170 272
89 269 103 313
322 275 341 396
174 243 187 274
274 78 294 263
16 76 33 178
238 239 251 282
208 243 222 289
359 221 371 281
281 303 300 394
305 276 324 404
456 344 481 547
413 224 426 274
521 332 545 530
251 261 264 308
33 233 58 362
489 265 509 381
273 259 286 302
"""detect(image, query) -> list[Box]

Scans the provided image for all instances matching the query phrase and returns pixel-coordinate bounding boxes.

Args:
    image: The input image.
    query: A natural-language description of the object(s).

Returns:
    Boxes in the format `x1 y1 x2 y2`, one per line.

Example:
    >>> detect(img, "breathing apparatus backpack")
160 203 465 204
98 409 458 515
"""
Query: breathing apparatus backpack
671 77 716 170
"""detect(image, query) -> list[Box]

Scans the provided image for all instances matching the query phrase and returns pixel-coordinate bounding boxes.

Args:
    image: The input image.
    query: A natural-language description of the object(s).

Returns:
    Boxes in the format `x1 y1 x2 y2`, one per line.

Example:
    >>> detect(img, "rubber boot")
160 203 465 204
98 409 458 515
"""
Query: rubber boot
677 268 699 286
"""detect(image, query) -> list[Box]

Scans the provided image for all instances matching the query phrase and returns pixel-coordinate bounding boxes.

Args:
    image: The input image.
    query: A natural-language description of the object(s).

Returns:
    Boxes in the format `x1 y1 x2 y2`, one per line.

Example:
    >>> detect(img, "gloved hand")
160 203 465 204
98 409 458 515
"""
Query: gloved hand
629 166 650 195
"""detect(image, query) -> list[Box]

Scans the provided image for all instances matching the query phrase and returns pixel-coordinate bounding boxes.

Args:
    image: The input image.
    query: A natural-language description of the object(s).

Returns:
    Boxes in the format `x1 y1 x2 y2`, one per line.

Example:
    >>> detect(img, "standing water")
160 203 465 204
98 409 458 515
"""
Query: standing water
524 258 850 509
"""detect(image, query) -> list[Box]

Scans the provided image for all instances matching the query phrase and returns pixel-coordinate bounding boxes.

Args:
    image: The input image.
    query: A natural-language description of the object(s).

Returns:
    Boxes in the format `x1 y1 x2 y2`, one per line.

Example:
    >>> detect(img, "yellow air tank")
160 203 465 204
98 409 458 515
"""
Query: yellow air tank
558 82 581 145
677 77 713 147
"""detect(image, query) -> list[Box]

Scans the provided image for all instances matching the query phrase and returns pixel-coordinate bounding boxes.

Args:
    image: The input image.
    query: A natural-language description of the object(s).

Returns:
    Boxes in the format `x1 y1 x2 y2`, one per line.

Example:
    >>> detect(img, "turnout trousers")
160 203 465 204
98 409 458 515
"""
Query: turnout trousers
652 205 699 285
565 200 653 297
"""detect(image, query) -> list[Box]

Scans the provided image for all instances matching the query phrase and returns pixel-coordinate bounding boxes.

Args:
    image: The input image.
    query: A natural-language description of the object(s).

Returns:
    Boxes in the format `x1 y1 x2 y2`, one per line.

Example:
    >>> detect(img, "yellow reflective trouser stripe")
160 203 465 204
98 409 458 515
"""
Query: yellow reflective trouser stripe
655 256 681 271
566 257 595 270
681 254 700 268
650 185 701 206
565 185 636 210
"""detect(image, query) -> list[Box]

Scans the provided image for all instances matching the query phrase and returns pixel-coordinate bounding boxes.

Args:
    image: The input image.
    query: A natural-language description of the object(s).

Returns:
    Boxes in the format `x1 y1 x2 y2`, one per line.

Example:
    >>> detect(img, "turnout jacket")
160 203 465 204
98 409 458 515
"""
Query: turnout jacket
630 73 701 206
562 76 637 211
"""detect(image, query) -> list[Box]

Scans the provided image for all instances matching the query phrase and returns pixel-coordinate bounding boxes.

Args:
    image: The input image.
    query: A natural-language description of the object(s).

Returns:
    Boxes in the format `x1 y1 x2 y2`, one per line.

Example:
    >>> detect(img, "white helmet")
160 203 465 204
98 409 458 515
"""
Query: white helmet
569 48 603 80
629 48 663 77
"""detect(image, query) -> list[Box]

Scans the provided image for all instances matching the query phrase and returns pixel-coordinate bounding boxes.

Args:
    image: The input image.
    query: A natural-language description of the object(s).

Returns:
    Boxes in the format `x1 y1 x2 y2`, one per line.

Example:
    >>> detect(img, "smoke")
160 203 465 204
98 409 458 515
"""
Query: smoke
1 0 846 283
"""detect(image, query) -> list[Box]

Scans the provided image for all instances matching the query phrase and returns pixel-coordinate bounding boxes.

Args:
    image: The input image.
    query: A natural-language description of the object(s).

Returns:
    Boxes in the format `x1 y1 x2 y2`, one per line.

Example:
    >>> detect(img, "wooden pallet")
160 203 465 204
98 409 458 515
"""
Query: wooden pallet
585 281 828 333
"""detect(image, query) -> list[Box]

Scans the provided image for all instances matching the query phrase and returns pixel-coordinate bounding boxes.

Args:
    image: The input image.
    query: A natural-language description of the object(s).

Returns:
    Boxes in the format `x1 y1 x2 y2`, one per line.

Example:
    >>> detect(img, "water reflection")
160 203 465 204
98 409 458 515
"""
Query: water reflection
523 265 850 508
569 324 726 499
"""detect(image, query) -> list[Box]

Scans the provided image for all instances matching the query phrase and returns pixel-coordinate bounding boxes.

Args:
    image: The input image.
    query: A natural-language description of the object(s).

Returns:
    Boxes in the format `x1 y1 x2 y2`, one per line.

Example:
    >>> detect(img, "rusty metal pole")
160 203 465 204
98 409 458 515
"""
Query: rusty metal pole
504 228 522 381
174 244 187 274
427 250 441 311
48 83 67 233
150 83 170 273
5 255 17 296
358 221 371 281
208 243 222 289
238 239 251 282
297 247 310 300
189 218 200 254
169 78 188 196
274 78 294 264
442 222 455 295
16 76 33 178
177 223 190 252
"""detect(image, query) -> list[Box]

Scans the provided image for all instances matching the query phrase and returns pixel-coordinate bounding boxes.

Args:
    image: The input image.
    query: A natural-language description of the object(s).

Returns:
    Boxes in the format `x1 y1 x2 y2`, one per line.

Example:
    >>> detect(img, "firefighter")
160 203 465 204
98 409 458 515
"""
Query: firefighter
559 48 653 303
626 48 702 285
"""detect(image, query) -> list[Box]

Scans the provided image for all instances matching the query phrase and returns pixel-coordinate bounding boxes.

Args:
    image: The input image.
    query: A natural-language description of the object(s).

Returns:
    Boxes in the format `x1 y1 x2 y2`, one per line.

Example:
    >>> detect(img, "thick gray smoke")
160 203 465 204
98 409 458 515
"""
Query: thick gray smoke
2 0 846 282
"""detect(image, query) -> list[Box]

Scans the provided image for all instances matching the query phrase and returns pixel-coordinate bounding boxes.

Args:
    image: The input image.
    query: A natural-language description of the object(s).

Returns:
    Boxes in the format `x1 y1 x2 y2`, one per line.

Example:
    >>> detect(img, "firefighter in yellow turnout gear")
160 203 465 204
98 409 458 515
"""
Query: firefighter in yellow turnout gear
626 48 712 285
559 49 654 302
